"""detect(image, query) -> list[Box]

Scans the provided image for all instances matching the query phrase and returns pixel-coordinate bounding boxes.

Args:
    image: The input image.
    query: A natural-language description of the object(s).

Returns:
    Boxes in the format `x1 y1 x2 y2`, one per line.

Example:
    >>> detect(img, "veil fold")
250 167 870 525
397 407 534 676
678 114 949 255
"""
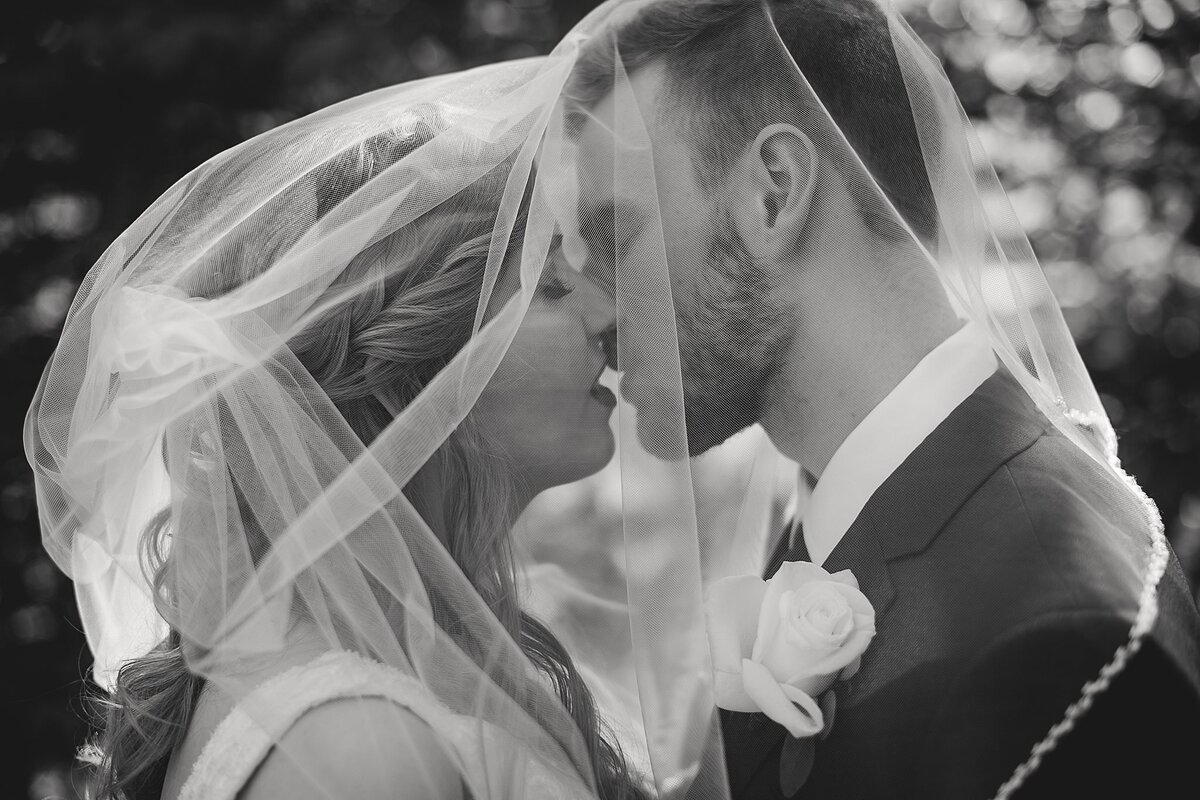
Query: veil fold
25 2 1165 798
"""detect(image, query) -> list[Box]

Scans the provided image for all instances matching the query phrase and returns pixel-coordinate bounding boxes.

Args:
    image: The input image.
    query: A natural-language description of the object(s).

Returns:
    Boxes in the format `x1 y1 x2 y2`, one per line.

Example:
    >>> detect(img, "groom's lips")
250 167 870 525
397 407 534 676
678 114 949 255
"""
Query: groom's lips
618 371 635 400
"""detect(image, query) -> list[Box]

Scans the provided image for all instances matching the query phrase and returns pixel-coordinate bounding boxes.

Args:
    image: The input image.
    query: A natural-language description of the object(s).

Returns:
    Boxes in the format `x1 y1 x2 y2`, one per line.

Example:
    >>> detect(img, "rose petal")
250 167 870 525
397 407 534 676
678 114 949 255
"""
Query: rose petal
742 659 824 738
751 596 779 664
841 586 877 619
778 587 876 680
827 569 861 591
779 683 826 738
713 670 758 712
753 561 829 662
839 654 863 682
790 672 836 699
774 560 835 587
818 691 837 741
705 575 768 673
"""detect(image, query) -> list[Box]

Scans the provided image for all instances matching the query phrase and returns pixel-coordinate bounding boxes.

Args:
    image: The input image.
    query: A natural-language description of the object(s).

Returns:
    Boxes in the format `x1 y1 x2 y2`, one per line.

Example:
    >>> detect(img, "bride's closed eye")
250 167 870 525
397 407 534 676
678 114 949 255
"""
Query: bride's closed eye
540 270 577 301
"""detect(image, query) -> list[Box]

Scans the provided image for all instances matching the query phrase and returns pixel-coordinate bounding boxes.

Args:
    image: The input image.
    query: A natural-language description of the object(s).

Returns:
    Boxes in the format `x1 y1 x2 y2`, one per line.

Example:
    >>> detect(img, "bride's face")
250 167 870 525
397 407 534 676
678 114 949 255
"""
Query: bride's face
472 236 617 494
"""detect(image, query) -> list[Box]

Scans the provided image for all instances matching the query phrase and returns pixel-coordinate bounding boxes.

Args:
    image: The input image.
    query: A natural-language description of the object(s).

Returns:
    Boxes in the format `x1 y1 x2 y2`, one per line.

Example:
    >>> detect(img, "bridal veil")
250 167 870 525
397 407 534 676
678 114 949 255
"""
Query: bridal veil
25 1 1163 798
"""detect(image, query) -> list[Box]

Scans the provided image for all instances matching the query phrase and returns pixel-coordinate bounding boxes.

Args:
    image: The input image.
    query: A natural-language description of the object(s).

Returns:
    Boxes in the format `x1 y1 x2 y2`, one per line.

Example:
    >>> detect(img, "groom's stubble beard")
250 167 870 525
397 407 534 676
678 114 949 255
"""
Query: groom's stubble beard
676 207 792 457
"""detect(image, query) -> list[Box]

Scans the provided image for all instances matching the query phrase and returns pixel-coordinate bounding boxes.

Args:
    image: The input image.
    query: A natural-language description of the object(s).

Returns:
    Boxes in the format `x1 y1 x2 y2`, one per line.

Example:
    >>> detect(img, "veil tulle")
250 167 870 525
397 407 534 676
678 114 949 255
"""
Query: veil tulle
25 2 1164 798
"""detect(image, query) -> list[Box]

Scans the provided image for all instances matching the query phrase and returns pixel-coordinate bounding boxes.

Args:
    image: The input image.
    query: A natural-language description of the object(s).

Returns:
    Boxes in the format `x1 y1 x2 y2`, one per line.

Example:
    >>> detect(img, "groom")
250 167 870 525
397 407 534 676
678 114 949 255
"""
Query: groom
568 0 1200 797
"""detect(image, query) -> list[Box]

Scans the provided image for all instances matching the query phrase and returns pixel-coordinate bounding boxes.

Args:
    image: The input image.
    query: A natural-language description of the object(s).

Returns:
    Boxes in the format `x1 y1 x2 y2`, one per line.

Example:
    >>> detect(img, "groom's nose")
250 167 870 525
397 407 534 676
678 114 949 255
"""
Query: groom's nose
578 271 617 338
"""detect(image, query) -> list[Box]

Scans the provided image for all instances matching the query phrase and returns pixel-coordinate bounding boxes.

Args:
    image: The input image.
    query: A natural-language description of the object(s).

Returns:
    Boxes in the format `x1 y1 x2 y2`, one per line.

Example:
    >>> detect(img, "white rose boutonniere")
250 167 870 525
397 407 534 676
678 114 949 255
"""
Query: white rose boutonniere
705 560 876 738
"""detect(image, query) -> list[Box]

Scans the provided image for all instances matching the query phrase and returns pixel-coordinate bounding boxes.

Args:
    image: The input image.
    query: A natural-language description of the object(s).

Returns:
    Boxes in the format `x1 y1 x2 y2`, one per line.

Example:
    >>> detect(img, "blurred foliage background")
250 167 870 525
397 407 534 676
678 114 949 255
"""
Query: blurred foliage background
2 0 1198 797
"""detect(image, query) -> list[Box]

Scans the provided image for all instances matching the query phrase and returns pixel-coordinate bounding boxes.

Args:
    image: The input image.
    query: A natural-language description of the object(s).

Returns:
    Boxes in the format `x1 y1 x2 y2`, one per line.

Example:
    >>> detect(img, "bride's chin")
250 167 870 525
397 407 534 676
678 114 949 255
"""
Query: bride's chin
578 426 617 474
542 428 616 489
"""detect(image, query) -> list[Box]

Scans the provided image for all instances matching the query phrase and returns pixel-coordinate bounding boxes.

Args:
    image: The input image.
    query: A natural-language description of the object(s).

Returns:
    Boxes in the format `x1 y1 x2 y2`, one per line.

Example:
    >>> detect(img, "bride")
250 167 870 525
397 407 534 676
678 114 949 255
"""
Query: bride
135 134 632 800
24 54 669 800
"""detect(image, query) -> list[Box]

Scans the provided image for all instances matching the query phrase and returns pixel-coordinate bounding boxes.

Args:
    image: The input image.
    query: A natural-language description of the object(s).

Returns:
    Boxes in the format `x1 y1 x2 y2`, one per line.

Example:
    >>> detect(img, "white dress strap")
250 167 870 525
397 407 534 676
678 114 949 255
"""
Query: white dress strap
177 650 455 800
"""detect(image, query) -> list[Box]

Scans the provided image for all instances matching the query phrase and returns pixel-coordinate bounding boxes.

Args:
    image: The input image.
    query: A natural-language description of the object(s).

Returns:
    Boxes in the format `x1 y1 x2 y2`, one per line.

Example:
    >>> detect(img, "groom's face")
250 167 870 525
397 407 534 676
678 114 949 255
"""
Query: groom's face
574 64 790 458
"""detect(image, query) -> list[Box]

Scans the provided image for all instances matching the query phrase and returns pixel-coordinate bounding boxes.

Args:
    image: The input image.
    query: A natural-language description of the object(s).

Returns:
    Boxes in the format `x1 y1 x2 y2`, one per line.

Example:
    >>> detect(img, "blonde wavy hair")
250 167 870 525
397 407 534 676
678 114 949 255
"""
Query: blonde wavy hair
87 124 646 800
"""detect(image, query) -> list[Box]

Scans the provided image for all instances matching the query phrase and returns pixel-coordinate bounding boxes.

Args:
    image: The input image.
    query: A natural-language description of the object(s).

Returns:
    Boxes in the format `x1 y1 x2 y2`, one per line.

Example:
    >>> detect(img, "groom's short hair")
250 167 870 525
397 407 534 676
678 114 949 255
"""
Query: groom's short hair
567 0 938 244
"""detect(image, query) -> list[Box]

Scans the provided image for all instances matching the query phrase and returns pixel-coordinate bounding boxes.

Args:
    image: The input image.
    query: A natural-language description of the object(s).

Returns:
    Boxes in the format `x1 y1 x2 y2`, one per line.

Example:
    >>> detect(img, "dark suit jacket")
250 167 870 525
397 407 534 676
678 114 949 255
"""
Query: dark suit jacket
720 371 1200 799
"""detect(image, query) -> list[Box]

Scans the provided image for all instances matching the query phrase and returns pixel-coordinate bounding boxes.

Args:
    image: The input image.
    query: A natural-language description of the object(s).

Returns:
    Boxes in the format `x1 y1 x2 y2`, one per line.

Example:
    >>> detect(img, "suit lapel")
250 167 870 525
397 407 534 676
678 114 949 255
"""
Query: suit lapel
823 517 895 619
722 371 1048 796
858 370 1048 562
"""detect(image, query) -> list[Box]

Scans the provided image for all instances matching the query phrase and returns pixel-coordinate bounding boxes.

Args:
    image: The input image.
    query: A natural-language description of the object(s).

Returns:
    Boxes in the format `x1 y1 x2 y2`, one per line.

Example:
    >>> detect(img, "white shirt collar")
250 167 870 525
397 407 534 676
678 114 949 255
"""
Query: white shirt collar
794 322 999 566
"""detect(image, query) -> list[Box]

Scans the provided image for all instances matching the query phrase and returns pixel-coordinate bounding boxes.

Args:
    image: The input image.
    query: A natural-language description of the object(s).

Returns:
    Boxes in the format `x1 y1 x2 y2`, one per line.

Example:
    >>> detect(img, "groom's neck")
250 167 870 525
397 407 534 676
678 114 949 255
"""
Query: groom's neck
760 287 960 480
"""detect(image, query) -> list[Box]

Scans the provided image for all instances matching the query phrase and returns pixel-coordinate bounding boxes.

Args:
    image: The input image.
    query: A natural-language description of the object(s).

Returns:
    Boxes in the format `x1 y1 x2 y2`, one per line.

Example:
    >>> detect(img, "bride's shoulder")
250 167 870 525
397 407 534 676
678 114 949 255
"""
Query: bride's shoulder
239 695 463 800
174 650 464 800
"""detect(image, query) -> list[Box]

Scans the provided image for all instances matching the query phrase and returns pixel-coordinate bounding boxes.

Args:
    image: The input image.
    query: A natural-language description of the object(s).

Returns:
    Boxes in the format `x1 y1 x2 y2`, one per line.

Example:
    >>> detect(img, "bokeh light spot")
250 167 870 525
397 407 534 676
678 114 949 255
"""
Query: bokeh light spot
1121 42 1165 87
1045 260 1102 308
1108 5 1143 42
1140 0 1176 31
1100 184 1150 237
30 193 99 240
27 277 77 335
1077 90 1123 130
985 47 1030 92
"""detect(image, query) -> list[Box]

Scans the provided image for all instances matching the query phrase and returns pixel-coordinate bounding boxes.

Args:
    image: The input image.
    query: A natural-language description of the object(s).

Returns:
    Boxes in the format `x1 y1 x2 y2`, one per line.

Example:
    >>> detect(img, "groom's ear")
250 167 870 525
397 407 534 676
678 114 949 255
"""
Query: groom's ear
730 123 818 261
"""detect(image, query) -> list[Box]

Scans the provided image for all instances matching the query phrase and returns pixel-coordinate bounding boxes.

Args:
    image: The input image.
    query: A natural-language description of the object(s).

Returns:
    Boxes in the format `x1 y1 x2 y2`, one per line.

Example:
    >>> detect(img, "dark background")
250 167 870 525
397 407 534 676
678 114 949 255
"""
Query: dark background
2 1 1198 797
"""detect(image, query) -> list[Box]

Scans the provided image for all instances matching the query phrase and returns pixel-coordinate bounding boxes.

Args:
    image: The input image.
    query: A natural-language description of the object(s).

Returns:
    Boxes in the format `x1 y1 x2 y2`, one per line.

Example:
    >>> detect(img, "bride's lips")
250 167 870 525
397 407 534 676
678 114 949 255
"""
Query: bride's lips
588 326 619 408
588 356 617 408
589 384 617 407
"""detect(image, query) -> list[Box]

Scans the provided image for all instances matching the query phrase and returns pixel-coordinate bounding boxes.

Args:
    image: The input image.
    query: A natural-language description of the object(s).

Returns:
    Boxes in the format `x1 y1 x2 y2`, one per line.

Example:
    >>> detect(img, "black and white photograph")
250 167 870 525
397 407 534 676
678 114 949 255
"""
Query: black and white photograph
4 1 1200 798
